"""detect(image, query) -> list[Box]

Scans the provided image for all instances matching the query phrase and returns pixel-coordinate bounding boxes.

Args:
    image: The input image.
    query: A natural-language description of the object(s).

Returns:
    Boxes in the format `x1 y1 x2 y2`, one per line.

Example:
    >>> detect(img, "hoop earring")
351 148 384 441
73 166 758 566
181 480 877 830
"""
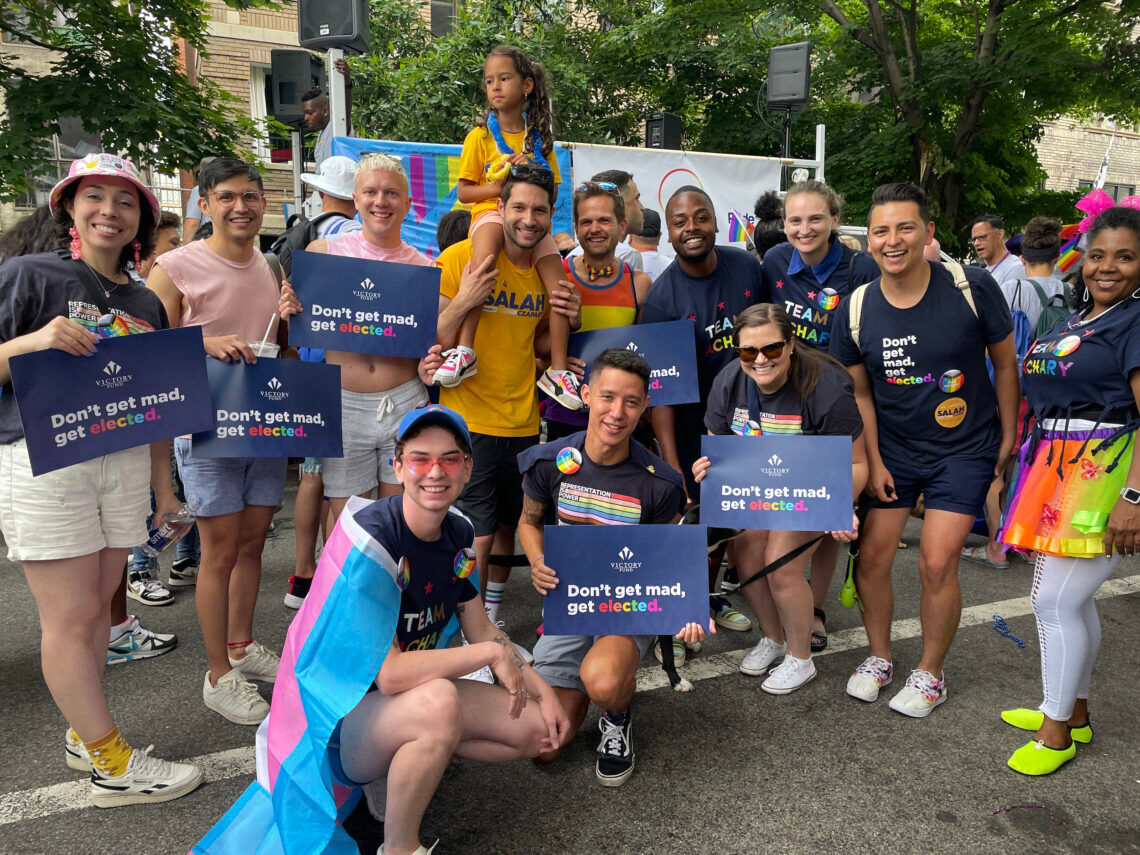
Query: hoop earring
68 226 81 260
131 239 142 269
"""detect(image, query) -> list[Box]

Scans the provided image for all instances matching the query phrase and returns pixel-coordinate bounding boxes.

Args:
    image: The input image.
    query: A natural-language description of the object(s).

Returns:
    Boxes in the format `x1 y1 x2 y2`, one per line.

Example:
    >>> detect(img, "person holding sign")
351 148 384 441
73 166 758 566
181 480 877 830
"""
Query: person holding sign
432 165 582 625
0 153 202 805
279 154 433 526
998 206 1140 775
543 180 653 442
693 304 866 693
148 157 287 726
829 183 1019 718
520 348 705 786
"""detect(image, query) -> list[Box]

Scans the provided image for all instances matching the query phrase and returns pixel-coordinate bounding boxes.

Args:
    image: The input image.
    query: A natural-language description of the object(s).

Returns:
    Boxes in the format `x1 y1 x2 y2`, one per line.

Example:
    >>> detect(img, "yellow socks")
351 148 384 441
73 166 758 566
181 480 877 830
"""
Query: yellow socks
84 726 132 777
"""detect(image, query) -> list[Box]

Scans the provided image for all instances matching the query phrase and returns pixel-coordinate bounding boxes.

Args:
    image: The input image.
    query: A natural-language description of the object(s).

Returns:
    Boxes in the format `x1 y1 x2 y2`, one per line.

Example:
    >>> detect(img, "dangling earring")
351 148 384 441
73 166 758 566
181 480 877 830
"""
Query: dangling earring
131 239 142 269
68 226 81 260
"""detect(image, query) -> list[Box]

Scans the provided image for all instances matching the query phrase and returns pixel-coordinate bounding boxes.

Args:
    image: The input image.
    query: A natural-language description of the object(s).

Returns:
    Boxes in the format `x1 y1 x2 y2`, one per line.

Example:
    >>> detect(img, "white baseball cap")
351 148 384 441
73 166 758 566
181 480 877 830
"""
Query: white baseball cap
301 156 356 201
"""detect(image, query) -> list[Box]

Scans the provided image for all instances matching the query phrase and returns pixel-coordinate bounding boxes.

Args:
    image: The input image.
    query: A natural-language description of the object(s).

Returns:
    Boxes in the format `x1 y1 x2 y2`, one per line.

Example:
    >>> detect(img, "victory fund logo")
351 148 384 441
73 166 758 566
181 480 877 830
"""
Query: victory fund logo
96 360 132 389
760 453 790 477
610 546 641 573
260 376 289 402
353 276 382 301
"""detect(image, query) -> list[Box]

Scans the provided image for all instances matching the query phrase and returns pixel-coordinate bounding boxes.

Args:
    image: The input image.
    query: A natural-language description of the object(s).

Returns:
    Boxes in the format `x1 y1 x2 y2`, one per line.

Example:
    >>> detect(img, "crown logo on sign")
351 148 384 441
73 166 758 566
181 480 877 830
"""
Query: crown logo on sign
618 547 634 560
268 377 282 390
768 455 782 466
360 277 375 290
103 361 121 375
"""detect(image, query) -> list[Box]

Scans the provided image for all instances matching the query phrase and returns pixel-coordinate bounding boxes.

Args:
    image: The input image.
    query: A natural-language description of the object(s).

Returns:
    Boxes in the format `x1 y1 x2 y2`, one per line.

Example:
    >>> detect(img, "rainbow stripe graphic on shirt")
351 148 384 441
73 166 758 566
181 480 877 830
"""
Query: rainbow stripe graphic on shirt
730 408 803 435
557 485 642 525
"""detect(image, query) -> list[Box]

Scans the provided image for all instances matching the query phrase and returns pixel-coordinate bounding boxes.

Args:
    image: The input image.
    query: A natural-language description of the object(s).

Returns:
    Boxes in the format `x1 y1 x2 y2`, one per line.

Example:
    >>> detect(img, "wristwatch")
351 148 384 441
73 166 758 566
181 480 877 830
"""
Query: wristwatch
1120 487 1140 505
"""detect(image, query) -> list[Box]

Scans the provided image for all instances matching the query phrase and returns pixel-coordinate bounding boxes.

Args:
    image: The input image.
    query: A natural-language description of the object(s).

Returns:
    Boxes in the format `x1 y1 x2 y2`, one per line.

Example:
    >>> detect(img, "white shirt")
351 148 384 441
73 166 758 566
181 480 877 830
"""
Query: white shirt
639 249 671 283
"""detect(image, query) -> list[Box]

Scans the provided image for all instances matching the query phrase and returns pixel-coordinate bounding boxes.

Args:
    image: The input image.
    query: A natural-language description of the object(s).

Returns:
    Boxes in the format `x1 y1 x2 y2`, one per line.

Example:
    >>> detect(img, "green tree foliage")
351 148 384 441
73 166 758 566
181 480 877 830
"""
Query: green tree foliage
0 0 273 198
348 0 1139 251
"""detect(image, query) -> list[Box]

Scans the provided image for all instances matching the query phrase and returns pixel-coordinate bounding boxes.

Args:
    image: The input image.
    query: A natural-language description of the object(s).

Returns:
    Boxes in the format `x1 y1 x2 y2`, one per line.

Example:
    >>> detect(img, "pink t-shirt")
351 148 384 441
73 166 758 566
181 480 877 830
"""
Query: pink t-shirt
326 233 432 267
154 240 279 341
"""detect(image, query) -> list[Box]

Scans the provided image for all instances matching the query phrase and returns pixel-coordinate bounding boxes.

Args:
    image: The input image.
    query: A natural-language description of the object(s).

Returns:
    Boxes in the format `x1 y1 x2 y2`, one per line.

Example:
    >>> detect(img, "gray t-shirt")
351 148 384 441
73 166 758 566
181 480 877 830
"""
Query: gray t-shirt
1001 276 1066 333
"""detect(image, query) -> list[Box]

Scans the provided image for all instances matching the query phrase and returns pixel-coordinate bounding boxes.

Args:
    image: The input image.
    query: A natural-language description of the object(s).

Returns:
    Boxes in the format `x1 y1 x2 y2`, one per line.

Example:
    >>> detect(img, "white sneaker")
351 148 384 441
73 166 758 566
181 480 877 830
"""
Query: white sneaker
64 729 91 772
168 557 198 587
127 571 174 606
761 654 817 694
203 669 269 725
846 656 894 702
106 617 177 665
739 637 786 676
228 641 281 683
888 669 947 718
90 745 203 807
433 346 477 387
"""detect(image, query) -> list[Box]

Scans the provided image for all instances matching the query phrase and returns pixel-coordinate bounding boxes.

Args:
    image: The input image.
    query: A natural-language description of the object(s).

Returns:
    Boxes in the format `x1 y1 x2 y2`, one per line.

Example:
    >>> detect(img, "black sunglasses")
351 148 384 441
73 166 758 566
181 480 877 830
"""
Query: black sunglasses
509 163 555 184
735 340 788 361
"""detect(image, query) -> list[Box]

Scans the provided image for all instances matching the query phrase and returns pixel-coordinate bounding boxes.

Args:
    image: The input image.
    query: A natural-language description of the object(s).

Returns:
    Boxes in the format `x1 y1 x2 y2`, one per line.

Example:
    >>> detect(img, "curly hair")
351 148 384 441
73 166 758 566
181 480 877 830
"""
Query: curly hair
1075 207 1140 313
476 45 555 159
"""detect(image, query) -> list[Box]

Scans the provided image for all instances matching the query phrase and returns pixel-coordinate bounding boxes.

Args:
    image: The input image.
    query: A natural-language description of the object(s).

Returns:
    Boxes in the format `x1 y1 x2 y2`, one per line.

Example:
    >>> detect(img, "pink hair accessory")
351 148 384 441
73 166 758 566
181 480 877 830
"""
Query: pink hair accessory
131 239 142 269
69 226 81 260
1077 188 1140 233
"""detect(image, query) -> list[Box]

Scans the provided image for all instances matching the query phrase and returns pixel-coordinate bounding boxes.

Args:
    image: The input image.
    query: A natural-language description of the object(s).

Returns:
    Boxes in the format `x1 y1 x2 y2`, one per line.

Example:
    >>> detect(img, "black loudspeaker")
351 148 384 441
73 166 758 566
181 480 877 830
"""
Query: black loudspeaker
766 41 811 112
298 0 370 55
270 50 326 127
645 113 682 150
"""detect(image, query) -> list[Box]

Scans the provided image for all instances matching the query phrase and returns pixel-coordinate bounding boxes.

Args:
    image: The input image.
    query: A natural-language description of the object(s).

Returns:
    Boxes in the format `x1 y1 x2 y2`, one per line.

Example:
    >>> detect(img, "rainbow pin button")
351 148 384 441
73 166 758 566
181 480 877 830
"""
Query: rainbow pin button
556 447 582 474
396 557 411 591
818 288 840 311
939 370 964 394
453 548 476 579
1052 335 1081 357
743 420 762 436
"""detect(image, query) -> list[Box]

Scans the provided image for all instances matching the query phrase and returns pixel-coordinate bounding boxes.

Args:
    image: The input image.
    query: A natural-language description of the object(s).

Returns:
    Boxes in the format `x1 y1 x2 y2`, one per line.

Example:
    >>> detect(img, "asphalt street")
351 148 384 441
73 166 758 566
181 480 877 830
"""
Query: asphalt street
1 474 1138 855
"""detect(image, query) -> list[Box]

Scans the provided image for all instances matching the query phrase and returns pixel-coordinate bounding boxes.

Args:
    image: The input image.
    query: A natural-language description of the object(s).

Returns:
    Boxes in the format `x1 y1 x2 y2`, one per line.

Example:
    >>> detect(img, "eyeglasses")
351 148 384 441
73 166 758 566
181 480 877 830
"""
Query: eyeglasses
398 452 470 474
736 340 788 361
509 163 554 183
209 190 264 206
575 181 618 193
971 233 995 243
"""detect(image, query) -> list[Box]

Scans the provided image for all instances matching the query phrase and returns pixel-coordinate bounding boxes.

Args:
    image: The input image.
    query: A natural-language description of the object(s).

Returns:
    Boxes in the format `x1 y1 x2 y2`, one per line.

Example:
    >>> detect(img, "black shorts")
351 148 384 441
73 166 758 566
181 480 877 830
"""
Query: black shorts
878 452 996 517
454 433 539 537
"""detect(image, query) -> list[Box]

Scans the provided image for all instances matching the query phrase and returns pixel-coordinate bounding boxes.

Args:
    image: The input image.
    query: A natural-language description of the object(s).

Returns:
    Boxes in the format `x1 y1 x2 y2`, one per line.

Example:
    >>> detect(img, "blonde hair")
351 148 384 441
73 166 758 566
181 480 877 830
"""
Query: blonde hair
355 153 409 192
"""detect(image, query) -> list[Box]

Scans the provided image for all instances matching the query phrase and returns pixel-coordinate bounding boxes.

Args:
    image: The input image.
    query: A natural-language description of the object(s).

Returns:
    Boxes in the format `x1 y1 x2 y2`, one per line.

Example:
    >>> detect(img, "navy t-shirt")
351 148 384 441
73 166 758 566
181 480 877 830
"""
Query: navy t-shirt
639 245 767 398
353 496 479 652
704 358 863 439
1023 299 1140 418
829 262 1013 465
0 252 169 444
520 433 685 526
761 241 880 350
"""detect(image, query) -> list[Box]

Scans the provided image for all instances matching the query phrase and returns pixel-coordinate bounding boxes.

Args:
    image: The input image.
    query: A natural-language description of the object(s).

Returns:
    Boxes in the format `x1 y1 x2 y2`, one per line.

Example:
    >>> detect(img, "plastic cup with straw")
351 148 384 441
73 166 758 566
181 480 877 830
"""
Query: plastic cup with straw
247 313 280 359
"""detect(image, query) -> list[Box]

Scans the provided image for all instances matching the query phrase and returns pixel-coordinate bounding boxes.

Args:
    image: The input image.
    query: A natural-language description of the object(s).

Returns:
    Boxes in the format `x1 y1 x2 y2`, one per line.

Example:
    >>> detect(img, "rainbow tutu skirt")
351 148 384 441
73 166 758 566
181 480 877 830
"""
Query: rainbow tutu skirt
1001 427 1134 558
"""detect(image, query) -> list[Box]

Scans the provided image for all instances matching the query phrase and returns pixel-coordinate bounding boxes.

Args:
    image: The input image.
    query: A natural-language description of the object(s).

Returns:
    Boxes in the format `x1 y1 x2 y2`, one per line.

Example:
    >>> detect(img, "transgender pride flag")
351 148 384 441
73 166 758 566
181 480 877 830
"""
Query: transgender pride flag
192 497 460 855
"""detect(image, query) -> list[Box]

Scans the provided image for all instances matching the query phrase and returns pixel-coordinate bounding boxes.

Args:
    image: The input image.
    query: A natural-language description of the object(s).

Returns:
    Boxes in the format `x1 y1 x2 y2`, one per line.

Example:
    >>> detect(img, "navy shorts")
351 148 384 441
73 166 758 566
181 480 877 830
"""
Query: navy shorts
454 433 539 538
878 452 996 517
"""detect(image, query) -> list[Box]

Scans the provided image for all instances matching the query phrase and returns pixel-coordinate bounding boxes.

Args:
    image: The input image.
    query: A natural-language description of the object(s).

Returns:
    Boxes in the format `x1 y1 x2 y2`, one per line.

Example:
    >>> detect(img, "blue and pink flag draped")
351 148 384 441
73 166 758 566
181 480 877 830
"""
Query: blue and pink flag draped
191 496 464 855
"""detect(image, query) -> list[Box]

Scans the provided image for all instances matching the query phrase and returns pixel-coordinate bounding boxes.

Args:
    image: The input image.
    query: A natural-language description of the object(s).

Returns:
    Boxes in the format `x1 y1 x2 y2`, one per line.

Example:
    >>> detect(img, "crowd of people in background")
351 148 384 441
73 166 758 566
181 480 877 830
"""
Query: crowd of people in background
1 41 1138 855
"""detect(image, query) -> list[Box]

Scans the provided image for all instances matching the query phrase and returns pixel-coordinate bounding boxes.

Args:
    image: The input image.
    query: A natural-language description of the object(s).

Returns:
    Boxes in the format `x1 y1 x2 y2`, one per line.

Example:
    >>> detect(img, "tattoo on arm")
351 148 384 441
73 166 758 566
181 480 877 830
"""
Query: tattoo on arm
522 495 547 528
457 603 466 615
492 634 527 670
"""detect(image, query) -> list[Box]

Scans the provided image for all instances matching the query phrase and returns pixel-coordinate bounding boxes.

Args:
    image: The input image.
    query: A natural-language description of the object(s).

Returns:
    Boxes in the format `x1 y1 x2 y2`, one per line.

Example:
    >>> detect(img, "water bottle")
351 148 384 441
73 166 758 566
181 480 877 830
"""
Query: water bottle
138 501 199 558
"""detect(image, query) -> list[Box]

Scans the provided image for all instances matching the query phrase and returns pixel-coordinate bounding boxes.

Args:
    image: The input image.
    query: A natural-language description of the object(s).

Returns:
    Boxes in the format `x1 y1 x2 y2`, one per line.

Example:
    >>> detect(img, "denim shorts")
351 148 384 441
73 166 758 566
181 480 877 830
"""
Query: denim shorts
174 437 287 517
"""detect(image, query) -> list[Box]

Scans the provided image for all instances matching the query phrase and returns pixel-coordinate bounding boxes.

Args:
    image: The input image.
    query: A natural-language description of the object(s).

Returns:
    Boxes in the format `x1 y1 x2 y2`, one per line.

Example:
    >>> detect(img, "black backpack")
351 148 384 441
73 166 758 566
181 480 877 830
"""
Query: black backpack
267 211 346 278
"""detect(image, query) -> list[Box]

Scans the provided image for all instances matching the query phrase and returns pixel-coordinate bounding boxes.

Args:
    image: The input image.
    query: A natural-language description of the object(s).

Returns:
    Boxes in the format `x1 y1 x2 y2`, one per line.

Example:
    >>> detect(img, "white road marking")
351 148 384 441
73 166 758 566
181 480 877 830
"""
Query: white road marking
2 574 1136 826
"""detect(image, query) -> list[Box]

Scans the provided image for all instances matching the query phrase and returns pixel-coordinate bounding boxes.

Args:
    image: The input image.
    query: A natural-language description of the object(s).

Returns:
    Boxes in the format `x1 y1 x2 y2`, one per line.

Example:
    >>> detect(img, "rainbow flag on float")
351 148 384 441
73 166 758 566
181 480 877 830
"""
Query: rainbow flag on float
190 497 463 855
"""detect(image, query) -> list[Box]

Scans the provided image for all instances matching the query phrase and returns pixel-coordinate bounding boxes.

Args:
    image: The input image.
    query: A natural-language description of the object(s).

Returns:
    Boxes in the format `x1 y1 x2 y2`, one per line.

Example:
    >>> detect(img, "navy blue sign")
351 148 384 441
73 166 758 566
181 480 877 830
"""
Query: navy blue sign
288 250 439 358
9 327 212 476
699 434 853 531
190 358 343 458
542 524 708 636
568 320 699 406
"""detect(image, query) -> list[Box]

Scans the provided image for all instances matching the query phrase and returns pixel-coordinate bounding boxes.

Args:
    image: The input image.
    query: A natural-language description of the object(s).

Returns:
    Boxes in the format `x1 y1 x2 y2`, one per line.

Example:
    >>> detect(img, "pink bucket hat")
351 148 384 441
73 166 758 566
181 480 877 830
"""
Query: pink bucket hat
49 153 161 222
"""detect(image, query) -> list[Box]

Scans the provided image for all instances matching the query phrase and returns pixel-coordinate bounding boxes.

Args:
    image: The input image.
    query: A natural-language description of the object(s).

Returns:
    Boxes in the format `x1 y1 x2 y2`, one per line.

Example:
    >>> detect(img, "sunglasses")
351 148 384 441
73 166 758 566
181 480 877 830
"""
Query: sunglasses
735 340 788 361
509 163 555 183
398 452 470 474
575 181 618 193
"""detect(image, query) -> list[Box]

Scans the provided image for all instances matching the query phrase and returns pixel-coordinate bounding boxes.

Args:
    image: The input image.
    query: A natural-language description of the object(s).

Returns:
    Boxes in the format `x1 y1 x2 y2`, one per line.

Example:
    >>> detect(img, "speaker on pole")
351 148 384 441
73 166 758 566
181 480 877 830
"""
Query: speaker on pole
766 41 811 112
645 113 682 150
298 0 370 55
270 49 326 127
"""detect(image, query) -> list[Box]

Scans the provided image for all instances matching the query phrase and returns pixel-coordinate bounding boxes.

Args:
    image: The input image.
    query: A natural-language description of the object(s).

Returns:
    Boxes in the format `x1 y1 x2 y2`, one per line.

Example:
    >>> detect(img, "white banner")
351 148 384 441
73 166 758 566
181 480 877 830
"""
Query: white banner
568 143 783 247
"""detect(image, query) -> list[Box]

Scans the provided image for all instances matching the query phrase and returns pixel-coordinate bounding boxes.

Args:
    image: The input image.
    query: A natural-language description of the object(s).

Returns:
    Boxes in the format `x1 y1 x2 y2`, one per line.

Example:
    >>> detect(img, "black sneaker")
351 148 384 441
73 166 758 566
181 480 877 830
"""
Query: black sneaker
284 575 313 610
595 711 635 787
720 566 740 592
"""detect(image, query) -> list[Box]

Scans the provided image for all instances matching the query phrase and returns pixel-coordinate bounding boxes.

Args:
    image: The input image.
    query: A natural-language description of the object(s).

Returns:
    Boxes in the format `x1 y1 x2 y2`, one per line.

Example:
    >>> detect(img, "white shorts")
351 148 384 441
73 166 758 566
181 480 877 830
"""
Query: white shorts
0 439 151 562
321 378 428 498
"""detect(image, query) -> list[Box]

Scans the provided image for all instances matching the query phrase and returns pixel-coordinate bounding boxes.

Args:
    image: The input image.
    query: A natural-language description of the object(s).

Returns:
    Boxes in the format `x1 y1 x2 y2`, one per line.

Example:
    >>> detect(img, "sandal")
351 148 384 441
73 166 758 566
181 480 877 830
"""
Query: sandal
960 544 1009 570
810 607 827 652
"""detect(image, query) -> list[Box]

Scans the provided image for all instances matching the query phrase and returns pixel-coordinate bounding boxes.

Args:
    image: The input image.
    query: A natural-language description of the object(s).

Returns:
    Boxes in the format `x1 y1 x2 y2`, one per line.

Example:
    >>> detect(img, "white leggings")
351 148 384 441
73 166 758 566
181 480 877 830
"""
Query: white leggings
1031 552 1119 721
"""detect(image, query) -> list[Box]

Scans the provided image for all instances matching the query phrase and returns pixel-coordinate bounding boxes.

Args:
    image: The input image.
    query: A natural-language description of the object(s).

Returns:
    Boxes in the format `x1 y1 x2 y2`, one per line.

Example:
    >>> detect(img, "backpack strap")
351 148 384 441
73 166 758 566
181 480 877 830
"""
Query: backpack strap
941 259 977 319
1027 277 1051 307
847 281 870 350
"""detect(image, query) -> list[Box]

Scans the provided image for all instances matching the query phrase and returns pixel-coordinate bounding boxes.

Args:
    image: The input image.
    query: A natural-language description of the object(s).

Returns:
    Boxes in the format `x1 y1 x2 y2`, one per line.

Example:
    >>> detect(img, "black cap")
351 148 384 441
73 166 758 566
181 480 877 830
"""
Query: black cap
638 209 662 238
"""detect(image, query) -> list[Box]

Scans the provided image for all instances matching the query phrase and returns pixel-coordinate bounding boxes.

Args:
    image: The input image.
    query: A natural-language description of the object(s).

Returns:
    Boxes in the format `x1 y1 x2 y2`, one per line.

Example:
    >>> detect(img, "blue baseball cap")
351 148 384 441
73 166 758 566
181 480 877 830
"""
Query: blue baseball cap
396 404 472 449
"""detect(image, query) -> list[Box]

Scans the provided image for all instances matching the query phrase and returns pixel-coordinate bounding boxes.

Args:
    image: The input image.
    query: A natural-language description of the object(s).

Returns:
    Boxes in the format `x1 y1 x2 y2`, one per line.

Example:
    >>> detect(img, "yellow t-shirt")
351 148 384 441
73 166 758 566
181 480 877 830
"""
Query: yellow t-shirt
457 126 562 220
437 239 549 436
